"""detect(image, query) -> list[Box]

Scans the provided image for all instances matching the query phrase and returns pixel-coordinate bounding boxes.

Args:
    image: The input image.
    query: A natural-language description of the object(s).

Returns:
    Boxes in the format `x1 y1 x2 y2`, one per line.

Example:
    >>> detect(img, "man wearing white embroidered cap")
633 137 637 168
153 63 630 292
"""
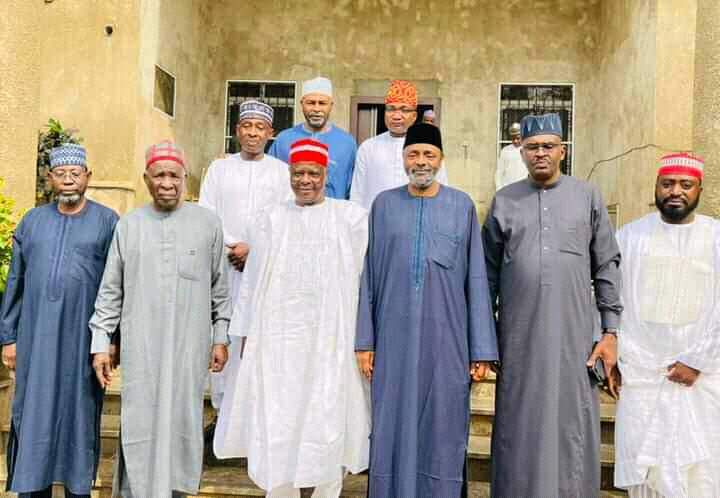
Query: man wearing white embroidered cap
614 152 720 498
215 137 370 498
270 77 358 199
199 99 292 411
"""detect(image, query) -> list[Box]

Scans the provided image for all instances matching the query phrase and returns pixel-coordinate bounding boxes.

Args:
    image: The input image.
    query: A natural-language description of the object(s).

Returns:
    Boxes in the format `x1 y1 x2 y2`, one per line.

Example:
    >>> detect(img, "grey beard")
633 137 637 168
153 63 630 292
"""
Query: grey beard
408 169 436 189
57 193 82 205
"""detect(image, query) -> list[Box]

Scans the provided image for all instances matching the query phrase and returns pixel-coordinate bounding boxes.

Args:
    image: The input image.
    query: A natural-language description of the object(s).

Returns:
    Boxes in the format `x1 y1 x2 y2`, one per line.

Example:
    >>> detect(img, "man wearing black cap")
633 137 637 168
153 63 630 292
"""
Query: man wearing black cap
482 113 622 498
355 123 498 498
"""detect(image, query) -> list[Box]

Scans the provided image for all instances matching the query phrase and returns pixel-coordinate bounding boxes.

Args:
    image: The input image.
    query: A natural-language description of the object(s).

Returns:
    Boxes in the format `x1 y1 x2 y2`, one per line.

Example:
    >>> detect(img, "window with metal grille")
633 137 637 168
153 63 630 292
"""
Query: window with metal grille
224 81 296 153
498 84 575 175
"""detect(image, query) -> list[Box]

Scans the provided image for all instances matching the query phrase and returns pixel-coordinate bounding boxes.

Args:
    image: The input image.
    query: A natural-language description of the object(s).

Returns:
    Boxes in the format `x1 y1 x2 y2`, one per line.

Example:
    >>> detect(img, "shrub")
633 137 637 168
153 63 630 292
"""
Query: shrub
37 118 82 206
0 179 20 293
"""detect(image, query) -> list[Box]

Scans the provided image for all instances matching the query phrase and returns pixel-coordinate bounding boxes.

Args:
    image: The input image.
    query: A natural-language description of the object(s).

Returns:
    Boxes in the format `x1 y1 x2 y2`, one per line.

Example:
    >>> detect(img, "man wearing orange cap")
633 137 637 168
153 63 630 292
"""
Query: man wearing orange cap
350 80 448 210
214 138 370 498
614 153 720 498
89 141 231 498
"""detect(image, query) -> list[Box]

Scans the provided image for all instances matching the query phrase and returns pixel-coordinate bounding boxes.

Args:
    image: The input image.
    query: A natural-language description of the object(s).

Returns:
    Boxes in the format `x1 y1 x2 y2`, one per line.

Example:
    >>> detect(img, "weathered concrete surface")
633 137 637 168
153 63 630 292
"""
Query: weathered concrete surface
694 0 720 218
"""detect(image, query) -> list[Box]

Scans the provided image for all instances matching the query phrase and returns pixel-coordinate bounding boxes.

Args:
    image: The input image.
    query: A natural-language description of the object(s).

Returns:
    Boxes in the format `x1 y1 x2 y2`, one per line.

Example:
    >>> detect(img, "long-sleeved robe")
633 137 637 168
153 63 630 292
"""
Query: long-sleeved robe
482 175 622 498
199 152 291 407
614 213 720 498
214 199 370 492
0 200 117 494
88 203 231 498
356 185 498 498
494 143 526 191
349 131 448 210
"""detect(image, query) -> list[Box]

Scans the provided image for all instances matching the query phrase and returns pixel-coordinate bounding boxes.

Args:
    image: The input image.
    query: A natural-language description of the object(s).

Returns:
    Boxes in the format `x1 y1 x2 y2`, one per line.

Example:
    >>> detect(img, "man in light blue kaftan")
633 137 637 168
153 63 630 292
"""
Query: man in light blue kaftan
0 144 118 498
355 123 498 498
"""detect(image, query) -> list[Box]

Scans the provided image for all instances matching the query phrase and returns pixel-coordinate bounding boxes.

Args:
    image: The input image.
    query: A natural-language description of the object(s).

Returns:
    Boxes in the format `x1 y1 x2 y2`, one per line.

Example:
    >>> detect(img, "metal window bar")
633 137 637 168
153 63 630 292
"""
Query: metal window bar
225 81 296 153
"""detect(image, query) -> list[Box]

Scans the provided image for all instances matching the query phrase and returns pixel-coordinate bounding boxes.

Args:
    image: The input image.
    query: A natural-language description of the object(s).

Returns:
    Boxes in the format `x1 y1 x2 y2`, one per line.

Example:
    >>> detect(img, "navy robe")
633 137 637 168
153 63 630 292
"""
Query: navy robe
0 200 118 494
356 185 498 498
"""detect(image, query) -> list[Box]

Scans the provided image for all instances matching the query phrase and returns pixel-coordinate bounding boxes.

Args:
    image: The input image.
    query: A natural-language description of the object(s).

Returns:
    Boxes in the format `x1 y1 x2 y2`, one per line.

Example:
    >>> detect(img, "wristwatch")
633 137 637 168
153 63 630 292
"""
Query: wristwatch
602 328 618 337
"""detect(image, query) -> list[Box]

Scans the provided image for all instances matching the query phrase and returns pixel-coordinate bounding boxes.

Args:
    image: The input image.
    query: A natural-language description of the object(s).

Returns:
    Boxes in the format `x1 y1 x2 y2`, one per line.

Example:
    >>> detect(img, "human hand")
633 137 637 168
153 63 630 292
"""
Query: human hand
227 242 250 272
92 353 114 388
667 361 700 386
356 351 374 381
587 334 619 399
209 344 228 372
470 361 491 382
1 343 16 371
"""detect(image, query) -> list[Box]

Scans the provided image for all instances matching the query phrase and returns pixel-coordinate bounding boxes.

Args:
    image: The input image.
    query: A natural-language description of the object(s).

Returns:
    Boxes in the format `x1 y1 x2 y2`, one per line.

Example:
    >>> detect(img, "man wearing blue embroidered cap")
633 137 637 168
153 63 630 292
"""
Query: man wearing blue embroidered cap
0 144 118 497
269 77 358 199
482 113 623 498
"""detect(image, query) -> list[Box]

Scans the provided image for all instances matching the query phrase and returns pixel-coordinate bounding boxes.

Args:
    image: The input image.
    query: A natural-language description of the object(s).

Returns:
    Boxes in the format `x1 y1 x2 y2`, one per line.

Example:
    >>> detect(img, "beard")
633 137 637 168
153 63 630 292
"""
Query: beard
57 192 82 205
407 166 436 190
305 113 327 129
655 193 700 222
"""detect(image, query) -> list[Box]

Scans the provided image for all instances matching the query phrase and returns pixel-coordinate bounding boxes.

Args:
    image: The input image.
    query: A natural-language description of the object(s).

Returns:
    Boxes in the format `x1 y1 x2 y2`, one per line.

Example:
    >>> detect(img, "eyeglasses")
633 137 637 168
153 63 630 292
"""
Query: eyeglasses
385 106 417 115
50 169 85 180
523 143 562 152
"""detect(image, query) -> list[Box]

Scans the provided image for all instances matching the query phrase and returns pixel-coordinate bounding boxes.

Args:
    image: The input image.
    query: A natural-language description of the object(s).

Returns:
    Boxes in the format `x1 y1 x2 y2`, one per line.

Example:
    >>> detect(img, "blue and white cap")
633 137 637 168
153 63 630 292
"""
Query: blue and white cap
238 100 274 126
520 113 563 140
49 143 87 169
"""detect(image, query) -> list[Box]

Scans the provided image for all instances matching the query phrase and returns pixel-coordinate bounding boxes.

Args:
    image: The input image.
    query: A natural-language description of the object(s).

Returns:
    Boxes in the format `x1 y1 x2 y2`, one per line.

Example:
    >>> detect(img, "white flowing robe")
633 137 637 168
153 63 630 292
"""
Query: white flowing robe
494 143 526 190
199 153 291 407
615 213 720 498
213 199 371 491
349 131 448 210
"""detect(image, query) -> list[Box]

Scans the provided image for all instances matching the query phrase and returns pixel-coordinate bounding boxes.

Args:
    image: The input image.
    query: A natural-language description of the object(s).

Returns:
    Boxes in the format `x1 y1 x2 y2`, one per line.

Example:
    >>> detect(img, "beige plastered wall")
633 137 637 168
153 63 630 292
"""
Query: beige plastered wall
585 0 698 227
0 0 142 214
693 0 720 218
190 0 603 219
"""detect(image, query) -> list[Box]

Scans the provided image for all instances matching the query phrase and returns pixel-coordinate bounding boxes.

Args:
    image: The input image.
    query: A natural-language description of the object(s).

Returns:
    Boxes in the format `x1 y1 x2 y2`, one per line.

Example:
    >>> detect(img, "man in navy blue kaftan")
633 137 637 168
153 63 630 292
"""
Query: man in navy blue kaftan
0 144 118 498
355 124 498 498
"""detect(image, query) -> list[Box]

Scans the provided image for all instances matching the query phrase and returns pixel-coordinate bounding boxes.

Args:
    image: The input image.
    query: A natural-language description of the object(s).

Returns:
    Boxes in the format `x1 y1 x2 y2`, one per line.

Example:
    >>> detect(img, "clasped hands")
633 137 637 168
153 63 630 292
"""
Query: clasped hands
355 350 491 383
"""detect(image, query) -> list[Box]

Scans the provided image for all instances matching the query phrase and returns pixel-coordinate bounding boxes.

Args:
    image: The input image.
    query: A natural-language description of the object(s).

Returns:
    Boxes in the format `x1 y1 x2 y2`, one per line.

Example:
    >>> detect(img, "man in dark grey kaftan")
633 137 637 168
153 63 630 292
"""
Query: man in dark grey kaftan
482 114 622 498
89 141 231 498
0 145 117 497
356 124 498 498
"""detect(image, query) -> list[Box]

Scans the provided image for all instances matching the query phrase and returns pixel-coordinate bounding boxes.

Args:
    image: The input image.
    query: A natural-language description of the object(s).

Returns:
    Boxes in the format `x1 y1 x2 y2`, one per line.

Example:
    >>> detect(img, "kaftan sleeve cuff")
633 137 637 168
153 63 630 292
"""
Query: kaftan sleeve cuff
600 311 620 330
90 331 111 354
213 319 230 345
354 343 374 352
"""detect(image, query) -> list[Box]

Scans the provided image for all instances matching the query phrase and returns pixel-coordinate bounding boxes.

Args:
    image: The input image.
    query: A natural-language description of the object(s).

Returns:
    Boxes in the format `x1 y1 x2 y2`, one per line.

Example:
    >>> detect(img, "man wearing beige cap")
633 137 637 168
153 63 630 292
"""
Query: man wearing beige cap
495 121 526 190
270 76 357 199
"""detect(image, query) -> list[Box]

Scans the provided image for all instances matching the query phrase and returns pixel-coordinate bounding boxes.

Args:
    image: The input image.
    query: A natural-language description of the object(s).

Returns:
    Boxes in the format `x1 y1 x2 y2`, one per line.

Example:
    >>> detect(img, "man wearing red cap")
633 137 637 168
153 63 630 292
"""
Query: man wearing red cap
350 80 448 210
614 153 720 498
214 138 370 498
89 141 231 498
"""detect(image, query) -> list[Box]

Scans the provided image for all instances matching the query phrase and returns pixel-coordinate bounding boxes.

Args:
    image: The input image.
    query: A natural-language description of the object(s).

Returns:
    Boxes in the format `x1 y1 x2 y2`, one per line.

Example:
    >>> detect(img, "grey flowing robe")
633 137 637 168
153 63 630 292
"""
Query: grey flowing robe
88 203 231 498
482 176 622 498
356 186 498 498
0 201 117 494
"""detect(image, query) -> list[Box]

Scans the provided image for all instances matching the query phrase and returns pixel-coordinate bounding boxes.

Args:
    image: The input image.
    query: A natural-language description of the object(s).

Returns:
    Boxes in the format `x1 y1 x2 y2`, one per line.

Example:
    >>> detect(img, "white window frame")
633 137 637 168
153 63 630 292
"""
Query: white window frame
223 79 297 152
153 64 177 119
496 82 576 175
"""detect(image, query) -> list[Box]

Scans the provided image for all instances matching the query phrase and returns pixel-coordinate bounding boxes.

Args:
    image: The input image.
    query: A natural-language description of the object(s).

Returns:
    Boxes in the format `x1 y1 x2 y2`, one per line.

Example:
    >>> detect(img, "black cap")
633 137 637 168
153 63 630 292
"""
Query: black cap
403 123 443 152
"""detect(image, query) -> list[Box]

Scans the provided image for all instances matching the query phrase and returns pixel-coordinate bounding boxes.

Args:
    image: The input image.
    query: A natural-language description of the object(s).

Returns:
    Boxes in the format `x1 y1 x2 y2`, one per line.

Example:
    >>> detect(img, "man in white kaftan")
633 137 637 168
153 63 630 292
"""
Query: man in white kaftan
615 153 720 498
350 80 447 210
214 138 370 498
90 142 231 498
199 100 291 408
495 122 526 190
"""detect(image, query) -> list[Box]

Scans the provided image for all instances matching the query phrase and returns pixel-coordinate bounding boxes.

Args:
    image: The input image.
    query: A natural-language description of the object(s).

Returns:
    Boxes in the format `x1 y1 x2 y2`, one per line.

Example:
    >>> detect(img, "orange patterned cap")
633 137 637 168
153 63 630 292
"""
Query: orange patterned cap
385 80 418 107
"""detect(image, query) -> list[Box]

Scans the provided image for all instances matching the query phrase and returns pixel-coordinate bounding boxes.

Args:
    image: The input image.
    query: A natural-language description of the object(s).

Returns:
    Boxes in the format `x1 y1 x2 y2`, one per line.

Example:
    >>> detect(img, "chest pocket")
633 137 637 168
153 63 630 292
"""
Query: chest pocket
71 247 106 286
430 231 460 270
559 218 591 257
178 248 200 281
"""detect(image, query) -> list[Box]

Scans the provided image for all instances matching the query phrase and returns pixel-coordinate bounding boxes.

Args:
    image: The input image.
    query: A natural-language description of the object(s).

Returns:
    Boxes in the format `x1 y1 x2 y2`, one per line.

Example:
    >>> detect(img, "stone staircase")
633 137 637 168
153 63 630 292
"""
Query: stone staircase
0 372 626 497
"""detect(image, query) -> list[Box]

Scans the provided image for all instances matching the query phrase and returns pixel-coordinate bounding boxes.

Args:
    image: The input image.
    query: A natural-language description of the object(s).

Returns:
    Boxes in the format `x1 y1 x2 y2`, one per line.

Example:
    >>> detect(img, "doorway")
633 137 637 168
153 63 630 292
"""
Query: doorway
349 97 441 146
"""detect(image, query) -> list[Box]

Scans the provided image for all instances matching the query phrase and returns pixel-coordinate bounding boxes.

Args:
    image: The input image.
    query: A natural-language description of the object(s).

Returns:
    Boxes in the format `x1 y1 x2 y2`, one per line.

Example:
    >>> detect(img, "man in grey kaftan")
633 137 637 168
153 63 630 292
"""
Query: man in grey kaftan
89 141 231 498
482 114 622 498
356 124 498 498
